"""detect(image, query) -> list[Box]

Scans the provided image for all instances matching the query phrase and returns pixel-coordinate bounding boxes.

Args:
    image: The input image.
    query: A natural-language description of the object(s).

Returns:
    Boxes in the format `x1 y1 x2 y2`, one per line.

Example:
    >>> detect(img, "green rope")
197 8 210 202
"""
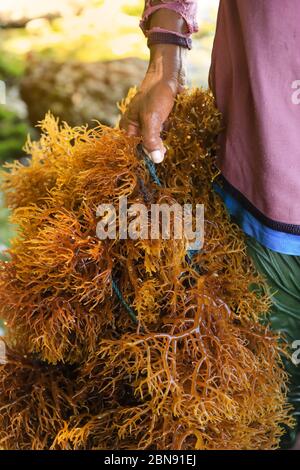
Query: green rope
112 146 200 323
111 145 162 324
112 278 137 324
136 143 162 187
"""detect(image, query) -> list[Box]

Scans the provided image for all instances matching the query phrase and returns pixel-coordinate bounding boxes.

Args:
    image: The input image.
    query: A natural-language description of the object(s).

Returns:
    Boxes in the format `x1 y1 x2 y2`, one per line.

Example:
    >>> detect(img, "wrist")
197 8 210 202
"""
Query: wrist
142 44 187 91
150 42 187 59
149 44 187 74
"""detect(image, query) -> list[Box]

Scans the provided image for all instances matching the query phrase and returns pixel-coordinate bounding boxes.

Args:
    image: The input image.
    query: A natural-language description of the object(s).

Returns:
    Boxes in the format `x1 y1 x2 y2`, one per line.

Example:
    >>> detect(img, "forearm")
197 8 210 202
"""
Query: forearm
144 43 187 92
141 1 195 82
140 1 198 37
148 8 188 35
120 2 196 163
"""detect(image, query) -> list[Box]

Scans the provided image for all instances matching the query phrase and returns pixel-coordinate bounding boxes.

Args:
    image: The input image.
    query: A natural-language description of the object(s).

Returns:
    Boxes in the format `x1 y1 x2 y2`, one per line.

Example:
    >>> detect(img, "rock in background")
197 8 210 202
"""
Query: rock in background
20 57 147 127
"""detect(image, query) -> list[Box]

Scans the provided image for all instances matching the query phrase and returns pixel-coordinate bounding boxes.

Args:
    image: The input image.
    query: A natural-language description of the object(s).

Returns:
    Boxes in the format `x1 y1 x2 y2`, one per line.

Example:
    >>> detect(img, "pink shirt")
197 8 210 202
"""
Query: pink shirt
141 1 198 35
210 0 300 227
142 1 300 230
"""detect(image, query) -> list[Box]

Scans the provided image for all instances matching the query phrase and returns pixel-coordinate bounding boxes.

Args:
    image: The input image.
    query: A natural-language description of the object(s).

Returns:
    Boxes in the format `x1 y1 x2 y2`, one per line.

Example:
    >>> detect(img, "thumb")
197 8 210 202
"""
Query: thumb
141 112 166 164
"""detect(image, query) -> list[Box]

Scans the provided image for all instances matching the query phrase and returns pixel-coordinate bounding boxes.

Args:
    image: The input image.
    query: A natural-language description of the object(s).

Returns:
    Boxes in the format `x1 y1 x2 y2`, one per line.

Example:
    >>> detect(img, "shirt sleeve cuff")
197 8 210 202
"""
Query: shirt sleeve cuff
140 1 199 38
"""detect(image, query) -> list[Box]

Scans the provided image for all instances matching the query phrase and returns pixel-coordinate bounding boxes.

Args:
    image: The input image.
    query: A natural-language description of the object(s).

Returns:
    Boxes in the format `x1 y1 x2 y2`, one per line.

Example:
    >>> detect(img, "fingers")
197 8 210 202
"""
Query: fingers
119 95 141 136
140 82 177 163
119 114 141 137
119 84 174 164
143 147 165 164
120 111 165 163
127 122 140 137
141 112 166 164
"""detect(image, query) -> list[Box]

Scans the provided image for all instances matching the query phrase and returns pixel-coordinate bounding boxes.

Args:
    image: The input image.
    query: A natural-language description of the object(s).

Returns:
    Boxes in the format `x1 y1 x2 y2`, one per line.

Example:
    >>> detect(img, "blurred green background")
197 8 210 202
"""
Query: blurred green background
0 0 218 303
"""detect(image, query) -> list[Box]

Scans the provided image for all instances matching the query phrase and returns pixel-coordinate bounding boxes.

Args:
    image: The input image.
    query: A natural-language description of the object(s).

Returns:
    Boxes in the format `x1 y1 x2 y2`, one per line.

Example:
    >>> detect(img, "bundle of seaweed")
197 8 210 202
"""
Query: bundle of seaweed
0 89 294 450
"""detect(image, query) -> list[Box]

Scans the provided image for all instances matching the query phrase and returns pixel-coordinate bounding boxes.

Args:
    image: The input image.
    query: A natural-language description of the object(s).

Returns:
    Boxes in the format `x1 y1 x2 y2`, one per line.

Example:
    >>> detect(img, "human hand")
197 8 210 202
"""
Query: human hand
120 44 187 163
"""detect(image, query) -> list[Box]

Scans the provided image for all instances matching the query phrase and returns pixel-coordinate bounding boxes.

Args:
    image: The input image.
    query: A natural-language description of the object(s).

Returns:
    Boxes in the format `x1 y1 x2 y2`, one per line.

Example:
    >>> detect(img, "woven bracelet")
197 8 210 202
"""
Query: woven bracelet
147 32 192 50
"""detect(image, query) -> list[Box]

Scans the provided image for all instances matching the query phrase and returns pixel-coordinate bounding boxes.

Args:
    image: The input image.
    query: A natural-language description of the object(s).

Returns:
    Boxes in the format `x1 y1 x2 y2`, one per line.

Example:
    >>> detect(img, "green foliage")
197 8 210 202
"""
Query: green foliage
121 0 143 17
0 107 29 164
0 2 148 64
0 205 15 249
0 218 10 326
0 189 15 254
0 48 25 81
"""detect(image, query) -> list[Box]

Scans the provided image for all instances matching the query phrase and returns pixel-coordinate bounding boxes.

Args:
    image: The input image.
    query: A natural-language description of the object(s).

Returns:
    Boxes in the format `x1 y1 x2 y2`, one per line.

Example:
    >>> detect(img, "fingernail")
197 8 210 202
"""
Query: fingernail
150 150 164 164
143 148 164 164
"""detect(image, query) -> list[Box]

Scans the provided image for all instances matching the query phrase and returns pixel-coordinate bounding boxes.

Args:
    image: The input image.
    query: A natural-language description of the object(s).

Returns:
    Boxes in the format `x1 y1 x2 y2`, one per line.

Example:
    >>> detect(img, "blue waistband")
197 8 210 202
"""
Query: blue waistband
213 182 300 256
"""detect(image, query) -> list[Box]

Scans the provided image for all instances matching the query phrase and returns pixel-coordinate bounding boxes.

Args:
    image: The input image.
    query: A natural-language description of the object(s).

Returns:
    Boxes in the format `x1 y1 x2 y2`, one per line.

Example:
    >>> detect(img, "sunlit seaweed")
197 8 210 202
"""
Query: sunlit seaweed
0 89 294 449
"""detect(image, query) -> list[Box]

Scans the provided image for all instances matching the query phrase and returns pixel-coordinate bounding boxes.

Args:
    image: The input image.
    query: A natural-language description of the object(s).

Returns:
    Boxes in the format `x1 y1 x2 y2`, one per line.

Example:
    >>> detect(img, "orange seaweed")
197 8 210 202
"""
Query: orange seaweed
0 89 294 450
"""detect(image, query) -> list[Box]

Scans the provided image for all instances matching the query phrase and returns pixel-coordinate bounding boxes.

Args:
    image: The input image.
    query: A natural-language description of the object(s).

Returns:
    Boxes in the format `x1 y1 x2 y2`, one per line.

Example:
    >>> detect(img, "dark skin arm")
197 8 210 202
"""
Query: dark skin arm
119 9 188 163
